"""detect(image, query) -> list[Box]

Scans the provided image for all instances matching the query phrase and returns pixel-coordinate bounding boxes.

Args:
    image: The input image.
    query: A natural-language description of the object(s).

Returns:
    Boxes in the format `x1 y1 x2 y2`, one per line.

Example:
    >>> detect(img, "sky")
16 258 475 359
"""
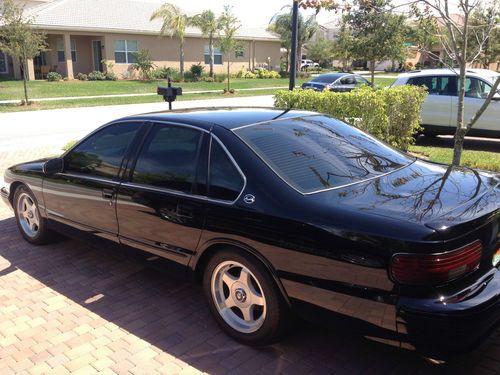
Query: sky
140 0 334 28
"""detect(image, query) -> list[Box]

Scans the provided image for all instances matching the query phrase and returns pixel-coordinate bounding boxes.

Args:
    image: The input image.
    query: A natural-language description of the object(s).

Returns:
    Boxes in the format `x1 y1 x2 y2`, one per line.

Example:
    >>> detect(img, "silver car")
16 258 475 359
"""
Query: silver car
391 68 500 138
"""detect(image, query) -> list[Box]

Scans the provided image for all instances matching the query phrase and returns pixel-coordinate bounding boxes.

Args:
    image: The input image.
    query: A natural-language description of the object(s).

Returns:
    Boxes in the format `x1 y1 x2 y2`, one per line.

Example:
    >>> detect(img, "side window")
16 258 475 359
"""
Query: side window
464 77 491 99
407 76 452 96
340 76 356 85
65 122 140 179
355 76 369 86
208 138 244 201
132 125 202 193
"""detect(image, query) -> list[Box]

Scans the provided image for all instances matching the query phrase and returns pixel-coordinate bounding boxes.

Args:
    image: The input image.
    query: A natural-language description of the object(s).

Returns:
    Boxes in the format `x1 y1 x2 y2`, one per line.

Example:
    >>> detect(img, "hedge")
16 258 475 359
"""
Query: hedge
273 85 427 151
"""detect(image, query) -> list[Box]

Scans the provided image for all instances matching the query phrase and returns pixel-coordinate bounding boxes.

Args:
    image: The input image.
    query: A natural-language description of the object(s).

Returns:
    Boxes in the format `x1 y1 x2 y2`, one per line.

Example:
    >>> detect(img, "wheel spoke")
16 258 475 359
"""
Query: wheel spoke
224 295 236 308
238 268 252 287
221 270 238 289
240 306 253 321
250 292 265 307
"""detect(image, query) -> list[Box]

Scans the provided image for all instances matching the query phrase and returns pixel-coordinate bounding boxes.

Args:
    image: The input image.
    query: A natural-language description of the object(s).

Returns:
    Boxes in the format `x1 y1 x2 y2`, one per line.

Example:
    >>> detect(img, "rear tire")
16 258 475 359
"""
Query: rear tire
13 185 55 245
203 248 292 346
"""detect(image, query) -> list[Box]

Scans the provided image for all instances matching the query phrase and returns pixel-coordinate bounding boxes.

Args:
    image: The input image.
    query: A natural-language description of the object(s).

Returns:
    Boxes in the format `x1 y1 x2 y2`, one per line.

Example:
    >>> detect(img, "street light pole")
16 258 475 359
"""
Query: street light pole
289 0 299 91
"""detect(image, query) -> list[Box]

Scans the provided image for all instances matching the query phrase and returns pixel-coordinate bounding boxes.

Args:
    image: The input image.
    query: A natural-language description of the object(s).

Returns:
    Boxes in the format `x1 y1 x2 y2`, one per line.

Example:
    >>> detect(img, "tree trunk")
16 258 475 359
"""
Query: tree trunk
452 11 469 167
22 48 29 105
209 35 214 78
227 53 230 92
370 61 375 84
179 40 185 78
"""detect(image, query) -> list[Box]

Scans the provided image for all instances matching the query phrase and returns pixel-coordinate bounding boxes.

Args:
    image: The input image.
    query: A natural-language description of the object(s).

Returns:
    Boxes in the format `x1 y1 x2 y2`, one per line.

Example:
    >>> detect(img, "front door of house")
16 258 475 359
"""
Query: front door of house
92 41 103 71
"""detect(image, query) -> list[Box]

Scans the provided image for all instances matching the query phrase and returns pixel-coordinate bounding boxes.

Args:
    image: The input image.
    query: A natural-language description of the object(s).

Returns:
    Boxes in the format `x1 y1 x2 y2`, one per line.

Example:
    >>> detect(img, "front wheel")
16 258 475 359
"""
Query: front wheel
14 185 55 245
203 249 292 346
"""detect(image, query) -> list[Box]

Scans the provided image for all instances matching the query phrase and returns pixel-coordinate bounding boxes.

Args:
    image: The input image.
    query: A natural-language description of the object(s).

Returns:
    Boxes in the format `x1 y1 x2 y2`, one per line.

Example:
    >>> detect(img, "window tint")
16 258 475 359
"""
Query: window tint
340 76 356 85
235 116 413 194
464 77 491 99
209 138 244 201
407 75 454 96
65 122 140 179
311 74 342 83
132 125 202 193
355 76 369 86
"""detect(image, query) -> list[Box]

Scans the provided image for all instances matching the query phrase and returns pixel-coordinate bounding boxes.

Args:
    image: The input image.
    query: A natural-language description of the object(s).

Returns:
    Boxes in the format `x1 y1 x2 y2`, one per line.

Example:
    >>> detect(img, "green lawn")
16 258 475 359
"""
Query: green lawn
0 78 306 101
409 145 500 172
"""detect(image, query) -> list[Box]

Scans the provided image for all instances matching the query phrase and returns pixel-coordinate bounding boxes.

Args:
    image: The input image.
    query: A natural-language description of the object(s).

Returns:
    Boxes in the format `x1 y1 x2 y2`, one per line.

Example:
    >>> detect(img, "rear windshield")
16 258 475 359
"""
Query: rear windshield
234 115 414 194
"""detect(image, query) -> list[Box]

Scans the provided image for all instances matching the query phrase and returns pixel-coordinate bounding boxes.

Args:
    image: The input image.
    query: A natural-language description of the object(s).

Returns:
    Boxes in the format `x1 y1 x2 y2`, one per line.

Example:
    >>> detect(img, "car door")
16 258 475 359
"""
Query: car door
407 75 454 129
116 123 207 266
335 75 357 92
43 121 143 242
459 76 499 134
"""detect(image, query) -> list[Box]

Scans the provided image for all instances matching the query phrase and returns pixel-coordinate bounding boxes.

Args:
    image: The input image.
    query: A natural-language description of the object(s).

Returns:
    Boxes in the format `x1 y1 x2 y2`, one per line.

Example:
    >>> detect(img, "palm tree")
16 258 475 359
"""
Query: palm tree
269 9 318 73
150 3 191 77
191 10 220 78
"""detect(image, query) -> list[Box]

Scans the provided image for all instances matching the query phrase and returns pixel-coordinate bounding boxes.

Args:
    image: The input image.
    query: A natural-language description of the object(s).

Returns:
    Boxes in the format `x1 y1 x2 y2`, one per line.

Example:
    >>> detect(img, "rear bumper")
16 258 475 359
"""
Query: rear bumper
398 266 500 358
1 186 11 209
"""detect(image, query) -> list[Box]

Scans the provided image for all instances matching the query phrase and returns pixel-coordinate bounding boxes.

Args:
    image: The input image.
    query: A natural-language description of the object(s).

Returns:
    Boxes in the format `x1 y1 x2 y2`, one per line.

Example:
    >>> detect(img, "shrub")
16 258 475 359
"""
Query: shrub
202 76 215 82
105 72 117 81
76 73 88 81
298 71 311 79
254 68 280 79
214 73 227 83
155 67 178 79
47 71 62 82
183 71 194 82
189 63 205 81
273 85 427 151
88 71 106 81
131 49 156 80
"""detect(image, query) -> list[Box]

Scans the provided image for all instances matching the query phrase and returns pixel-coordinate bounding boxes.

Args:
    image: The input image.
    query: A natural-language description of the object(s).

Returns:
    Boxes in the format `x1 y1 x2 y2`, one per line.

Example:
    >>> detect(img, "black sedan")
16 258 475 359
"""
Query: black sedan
2 108 499 359
301 72 372 92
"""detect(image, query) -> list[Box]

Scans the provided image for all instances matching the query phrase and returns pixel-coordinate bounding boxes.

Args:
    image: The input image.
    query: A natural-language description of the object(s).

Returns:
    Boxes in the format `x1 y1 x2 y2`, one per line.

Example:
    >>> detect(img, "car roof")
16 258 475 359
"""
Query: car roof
311 72 350 82
398 68 500 79
126 107 318 130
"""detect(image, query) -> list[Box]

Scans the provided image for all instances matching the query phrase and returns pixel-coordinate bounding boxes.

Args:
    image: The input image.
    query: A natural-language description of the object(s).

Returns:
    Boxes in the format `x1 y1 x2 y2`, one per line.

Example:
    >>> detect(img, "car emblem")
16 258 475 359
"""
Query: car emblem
243 194 255 204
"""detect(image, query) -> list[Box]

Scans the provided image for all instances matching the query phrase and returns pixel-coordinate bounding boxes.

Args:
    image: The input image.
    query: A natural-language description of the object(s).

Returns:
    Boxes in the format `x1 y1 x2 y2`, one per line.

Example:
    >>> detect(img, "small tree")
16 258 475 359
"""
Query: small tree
151 3 191 78
410 0 500 165
217 5 242 92
0 0 46 104
191 10 221 78
131 49 156 80
306 38 335 67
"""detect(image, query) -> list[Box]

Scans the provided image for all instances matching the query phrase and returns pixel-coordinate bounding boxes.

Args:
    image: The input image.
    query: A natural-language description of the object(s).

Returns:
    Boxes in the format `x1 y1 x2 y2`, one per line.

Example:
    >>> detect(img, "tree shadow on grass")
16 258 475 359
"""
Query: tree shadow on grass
0 215 496 374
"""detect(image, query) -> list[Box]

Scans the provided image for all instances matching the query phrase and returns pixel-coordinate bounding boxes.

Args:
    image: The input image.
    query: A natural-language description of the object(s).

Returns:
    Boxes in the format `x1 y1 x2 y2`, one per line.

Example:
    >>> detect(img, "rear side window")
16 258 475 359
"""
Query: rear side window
407 75 455 96
208 138 244 201
65 122 140 179
131 125 202 193
235 116 413 194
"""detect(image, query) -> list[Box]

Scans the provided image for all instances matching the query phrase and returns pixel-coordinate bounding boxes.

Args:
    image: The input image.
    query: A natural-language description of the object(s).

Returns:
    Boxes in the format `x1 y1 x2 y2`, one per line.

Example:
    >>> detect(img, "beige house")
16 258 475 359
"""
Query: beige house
2 0 282 80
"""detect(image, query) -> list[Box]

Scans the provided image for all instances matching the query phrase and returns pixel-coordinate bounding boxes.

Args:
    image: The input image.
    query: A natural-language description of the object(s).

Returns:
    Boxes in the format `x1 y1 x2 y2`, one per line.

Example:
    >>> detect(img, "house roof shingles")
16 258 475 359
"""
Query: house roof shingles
25 0 279 41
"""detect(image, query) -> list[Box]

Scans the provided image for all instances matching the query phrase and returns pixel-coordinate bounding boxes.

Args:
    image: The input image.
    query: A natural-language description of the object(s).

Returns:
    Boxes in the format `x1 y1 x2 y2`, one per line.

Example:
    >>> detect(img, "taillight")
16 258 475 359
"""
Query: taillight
390 240 483 286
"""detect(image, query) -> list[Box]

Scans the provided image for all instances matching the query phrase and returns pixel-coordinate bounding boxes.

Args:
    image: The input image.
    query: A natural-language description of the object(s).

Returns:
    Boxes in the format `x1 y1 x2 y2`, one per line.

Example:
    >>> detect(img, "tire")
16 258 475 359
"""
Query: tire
203 248 292 346
13 185 55 245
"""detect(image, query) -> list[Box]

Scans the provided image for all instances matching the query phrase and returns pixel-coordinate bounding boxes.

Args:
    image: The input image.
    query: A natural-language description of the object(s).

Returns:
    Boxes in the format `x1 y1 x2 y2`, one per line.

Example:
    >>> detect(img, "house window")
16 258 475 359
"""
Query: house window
204 46 222 65
114 40 138 64
235 50 244 58
56 39 77 62
0 52 7 73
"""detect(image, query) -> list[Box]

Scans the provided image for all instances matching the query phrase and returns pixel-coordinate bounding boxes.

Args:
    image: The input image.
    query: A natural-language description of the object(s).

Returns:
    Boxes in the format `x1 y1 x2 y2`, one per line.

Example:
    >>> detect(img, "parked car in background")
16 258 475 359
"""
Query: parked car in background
300 59 320 70
301 73 372 92
2 108 499 359
392 69 500 138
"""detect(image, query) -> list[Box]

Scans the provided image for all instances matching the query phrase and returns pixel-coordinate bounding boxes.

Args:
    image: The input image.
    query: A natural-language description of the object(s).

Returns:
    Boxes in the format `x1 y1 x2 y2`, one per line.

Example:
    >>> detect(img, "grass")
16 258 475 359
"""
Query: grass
409 145 500 172
0 76 395 113
0 78 306 101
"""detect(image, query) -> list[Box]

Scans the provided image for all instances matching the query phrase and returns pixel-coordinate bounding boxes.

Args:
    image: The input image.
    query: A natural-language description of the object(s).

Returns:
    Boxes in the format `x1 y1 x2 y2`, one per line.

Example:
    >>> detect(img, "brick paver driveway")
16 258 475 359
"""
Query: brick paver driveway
0 150 499 375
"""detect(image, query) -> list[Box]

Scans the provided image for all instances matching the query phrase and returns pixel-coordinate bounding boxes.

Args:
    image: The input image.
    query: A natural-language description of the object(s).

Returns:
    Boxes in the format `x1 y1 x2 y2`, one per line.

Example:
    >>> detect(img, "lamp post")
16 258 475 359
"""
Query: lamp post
289 0 299 91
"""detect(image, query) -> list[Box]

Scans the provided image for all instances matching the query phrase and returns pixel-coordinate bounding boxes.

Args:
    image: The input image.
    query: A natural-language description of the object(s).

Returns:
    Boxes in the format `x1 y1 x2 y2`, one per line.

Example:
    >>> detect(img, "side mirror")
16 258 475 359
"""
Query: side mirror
43 158 64 175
